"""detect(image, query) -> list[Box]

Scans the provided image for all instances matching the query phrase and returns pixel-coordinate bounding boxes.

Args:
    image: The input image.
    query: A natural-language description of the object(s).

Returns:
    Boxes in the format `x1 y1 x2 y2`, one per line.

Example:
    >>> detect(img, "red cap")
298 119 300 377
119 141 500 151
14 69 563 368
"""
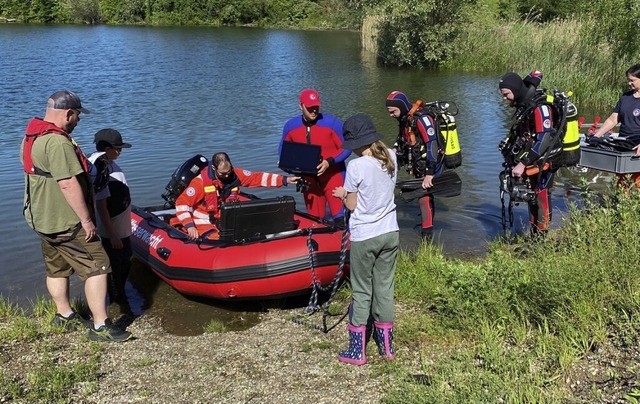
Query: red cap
299 89 321 108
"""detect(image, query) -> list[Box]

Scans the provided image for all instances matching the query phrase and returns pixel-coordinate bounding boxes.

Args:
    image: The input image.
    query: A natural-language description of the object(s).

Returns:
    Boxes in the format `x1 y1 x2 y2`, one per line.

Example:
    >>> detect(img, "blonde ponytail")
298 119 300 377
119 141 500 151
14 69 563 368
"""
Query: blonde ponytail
369 140 395 177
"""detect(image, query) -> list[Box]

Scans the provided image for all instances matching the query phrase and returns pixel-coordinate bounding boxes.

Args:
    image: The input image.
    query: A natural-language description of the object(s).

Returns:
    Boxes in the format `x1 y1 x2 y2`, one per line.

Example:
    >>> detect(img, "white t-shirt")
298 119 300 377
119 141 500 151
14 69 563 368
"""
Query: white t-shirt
94 160 132 239
343 150 399 242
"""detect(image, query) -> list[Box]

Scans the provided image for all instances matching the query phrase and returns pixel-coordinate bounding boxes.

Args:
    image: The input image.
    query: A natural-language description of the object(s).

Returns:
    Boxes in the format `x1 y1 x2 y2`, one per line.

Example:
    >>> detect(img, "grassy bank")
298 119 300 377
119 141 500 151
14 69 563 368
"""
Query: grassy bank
0 298 103 402
2 188 640 401
386 187 640 401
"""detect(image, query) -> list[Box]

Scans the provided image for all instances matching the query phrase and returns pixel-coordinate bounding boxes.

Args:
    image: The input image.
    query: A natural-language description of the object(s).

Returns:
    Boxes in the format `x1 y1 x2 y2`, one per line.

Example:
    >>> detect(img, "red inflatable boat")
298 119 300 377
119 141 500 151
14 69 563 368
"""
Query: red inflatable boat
129 154 349 300
130 195 349 300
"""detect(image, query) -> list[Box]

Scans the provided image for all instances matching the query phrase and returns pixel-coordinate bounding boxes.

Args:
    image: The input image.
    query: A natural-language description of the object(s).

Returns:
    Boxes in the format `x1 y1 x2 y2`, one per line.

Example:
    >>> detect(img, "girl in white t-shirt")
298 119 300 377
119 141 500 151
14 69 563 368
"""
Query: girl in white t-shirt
332 113 399 366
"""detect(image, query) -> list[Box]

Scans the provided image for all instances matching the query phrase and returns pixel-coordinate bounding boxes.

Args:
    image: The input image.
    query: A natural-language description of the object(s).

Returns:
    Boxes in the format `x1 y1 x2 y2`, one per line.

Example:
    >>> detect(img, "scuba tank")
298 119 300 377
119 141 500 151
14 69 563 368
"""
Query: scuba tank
437 112 462 169
559 97 581 166
408 100 463 170
520 70 580 169
541 90 581 168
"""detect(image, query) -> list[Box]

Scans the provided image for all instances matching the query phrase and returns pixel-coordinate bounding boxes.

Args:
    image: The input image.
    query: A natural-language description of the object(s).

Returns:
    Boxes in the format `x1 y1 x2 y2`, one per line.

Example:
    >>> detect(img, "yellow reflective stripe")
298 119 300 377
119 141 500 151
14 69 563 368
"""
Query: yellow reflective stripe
204 185 216 193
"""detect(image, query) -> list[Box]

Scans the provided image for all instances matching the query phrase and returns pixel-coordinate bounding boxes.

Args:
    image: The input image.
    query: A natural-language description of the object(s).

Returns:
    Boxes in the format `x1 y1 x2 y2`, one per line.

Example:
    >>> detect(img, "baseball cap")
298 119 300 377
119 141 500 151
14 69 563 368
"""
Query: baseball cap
299 89 321 108
94 128 132 149
48 90 91 114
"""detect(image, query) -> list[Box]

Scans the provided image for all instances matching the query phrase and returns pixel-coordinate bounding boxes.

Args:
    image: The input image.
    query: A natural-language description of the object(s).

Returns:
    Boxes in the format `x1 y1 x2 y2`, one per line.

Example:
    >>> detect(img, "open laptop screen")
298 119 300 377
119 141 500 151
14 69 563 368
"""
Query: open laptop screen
278 141 322 175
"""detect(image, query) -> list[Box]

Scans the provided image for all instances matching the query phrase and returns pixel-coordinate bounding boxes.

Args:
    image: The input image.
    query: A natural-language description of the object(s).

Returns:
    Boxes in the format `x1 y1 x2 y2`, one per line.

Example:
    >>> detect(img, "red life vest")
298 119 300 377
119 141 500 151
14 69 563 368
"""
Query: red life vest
23 118 89 175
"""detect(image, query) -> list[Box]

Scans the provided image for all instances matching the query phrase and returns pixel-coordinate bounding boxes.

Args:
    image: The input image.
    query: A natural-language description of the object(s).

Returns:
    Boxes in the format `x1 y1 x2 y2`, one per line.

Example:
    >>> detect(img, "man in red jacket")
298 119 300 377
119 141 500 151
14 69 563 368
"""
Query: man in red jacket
175 152 299 240
280 89 350 226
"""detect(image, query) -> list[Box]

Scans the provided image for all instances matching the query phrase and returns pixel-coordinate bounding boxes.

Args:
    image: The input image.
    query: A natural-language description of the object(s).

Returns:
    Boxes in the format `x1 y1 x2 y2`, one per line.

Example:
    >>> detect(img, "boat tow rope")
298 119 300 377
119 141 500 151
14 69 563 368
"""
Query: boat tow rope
293 221 349 333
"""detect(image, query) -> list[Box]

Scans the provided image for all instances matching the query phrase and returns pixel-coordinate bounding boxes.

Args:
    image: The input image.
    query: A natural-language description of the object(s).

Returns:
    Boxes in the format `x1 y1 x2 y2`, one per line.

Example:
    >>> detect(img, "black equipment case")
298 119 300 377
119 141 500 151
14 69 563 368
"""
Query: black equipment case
217 196 298 241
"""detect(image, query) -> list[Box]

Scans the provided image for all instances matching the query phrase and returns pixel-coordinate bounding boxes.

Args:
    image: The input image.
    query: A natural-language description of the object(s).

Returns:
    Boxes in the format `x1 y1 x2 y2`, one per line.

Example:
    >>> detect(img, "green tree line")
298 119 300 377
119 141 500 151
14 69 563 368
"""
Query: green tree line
0 0 359 27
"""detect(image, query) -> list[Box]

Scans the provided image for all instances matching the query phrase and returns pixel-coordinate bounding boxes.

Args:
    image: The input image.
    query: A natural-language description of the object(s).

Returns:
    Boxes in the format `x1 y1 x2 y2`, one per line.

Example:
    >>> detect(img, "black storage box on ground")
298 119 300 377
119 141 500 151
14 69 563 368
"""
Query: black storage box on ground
217 196 297 241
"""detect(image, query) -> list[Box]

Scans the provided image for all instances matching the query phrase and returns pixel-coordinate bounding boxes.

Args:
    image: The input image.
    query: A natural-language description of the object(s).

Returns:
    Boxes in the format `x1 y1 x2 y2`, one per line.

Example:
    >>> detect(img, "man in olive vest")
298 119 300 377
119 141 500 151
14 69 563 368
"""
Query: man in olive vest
22 90 132 342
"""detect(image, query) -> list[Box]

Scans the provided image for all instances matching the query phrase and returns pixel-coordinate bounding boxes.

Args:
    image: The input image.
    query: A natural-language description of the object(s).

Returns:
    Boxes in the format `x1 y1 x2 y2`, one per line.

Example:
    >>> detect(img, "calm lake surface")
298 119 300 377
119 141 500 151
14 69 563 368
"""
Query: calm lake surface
0 25 606 321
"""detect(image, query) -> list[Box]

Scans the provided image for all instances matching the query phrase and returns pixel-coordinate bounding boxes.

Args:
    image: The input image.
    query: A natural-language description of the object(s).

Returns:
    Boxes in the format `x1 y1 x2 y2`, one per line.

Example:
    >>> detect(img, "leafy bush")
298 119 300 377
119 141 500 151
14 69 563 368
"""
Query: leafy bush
581 0 640 68
373 0 473 68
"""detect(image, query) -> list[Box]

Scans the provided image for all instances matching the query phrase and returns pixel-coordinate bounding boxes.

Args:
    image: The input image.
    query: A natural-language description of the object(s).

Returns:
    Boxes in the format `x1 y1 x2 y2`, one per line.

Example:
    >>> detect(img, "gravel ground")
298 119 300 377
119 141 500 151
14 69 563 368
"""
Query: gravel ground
85 312 389 403
3 307 640 403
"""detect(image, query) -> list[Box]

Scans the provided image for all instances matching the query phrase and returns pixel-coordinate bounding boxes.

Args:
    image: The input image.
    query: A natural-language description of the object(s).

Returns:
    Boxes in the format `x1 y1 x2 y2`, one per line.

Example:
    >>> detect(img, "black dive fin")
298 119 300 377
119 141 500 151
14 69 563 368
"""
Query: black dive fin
397 170 462 201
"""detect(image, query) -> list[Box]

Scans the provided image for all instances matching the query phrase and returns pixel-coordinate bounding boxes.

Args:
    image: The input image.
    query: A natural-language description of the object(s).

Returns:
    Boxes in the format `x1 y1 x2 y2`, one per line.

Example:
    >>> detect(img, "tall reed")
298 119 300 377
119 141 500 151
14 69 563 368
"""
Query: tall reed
445 15 630 111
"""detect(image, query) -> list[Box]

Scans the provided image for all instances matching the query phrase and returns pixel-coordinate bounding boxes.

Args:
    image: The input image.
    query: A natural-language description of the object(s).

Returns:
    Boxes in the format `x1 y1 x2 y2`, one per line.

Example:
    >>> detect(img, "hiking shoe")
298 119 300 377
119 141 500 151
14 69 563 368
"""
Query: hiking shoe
87 318 133 342
51 312 92 331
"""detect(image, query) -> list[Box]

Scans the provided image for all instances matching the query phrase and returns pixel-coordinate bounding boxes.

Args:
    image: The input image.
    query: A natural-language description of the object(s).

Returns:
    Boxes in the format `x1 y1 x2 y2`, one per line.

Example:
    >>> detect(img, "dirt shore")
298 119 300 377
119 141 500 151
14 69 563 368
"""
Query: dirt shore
3 307 640 403
88 312 389 403
2 310 393 403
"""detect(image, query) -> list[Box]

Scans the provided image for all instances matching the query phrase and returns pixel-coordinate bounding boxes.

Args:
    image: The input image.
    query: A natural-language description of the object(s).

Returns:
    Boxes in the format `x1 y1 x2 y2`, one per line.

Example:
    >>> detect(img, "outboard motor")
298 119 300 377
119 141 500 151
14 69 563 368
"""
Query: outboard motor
161 155 209 207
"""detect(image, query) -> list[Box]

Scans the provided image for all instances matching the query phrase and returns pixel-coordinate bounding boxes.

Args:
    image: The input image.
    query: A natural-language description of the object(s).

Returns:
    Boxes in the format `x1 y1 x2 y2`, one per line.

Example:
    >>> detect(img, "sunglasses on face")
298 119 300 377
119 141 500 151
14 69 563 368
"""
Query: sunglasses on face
217 167 233 176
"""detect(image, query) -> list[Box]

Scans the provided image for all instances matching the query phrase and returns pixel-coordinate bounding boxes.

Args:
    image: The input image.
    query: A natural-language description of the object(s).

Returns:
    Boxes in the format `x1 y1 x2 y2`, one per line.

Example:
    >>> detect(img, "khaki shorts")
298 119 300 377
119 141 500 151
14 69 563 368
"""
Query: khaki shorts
38 225 111 281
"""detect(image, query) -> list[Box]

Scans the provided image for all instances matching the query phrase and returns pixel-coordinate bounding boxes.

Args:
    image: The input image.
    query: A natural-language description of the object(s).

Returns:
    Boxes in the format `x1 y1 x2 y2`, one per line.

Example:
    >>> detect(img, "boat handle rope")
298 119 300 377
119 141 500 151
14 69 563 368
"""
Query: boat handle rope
293 220 349 333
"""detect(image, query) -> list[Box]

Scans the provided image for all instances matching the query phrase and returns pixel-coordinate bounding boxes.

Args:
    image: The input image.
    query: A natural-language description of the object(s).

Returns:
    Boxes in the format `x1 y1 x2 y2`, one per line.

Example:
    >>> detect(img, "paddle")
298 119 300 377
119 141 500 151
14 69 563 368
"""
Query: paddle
396 170 462 201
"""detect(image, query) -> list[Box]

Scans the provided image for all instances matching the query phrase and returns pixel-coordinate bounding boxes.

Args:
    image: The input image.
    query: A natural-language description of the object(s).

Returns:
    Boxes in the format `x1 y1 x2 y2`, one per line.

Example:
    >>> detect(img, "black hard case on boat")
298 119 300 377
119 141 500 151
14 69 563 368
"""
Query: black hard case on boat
217 196 297 241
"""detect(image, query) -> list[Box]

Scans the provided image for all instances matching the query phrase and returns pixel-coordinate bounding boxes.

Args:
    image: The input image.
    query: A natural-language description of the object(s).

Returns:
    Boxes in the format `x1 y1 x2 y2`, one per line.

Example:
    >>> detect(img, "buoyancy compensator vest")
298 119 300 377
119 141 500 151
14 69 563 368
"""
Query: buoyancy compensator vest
503 88 580 170
526 89 580 168
407 100 462 169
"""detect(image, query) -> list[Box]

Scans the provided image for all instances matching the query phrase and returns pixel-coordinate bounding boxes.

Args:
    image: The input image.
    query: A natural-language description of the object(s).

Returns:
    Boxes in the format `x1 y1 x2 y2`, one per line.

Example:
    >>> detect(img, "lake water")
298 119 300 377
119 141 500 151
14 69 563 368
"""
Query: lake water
0 25 606 318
